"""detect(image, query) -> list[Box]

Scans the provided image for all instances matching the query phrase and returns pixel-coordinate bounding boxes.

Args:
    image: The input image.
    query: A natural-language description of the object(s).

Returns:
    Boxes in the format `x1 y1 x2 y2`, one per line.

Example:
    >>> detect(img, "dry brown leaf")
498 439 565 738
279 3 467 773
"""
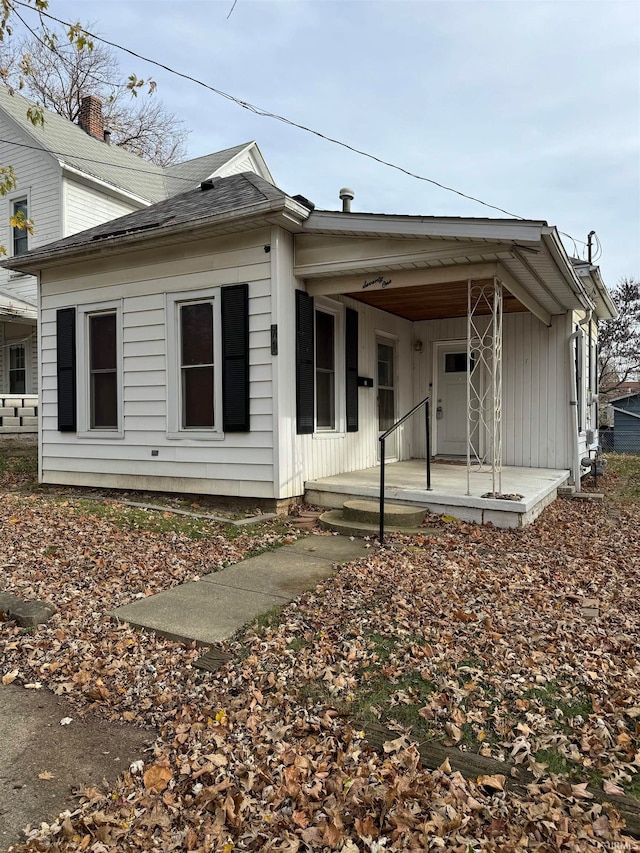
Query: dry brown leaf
477 774 505 791
143 761 172 793
38 770 54 780
1 669 19 685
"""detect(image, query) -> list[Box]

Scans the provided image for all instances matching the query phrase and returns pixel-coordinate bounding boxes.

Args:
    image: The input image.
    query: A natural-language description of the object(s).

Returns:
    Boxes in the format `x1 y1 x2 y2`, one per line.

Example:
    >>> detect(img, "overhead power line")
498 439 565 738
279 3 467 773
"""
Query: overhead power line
11 0 526 220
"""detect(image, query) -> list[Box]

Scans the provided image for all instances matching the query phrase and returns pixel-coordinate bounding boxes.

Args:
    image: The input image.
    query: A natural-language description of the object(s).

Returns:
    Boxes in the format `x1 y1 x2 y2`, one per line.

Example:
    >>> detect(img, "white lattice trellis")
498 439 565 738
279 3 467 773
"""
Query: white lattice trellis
467 278 503 495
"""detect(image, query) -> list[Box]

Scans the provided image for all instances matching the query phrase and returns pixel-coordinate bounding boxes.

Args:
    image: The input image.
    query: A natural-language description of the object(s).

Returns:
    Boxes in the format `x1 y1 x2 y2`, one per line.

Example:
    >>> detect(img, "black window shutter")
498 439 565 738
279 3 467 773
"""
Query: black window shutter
345 307 359 432
221 283 250 432
296 289 314 434
56 307 77 432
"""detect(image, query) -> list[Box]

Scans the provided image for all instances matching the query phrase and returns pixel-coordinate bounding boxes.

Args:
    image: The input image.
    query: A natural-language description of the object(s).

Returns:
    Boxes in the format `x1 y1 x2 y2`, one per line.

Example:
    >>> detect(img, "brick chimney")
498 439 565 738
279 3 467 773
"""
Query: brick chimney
79 95 104 141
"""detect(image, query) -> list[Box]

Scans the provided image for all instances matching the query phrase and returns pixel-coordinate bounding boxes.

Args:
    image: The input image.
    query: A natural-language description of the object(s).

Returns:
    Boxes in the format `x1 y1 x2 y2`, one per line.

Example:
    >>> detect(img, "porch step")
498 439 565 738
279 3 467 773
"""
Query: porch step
319 500 431 538
343 499 425 527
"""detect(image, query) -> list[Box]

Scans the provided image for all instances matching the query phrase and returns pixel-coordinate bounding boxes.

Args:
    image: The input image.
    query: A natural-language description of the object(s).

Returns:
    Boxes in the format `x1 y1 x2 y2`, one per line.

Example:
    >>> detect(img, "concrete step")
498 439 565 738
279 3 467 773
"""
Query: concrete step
319 508 438 539
342 499 425 527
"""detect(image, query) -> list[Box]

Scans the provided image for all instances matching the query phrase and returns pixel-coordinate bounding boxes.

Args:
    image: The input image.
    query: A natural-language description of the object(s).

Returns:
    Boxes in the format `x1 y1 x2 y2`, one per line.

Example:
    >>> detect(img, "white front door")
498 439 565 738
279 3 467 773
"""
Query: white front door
435 344 474 456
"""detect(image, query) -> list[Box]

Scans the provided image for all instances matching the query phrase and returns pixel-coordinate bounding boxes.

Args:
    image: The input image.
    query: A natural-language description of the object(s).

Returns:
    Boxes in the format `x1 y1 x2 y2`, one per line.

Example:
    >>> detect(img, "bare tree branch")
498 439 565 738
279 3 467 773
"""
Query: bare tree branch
598 277 640 397
0 22 189 165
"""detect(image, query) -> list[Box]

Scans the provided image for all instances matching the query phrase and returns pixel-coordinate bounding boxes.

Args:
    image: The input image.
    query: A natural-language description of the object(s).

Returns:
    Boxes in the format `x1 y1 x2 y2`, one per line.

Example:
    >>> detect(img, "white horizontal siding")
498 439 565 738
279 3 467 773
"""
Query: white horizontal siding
411 312 571 470
62 178 141 236
0 115 61 304
39 229 275 498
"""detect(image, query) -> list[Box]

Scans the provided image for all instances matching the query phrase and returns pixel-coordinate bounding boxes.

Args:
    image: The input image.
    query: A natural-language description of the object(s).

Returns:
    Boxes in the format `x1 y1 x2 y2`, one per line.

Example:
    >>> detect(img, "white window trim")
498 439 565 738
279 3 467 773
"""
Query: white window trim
76 299 124 439
4 335 33 394
7 188 31 259
166 287 224 441
313 297 345 437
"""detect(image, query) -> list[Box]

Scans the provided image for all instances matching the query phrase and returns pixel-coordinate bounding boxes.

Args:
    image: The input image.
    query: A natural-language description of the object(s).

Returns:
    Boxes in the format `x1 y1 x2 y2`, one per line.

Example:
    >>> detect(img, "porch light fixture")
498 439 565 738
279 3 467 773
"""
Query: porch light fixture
414 340 423 353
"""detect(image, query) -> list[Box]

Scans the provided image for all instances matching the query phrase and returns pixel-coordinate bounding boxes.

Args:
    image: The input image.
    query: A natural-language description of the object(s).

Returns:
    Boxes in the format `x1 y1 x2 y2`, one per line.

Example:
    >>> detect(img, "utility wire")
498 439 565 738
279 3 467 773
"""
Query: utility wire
0 136 201 184
11 0 526 220
7 0 601 261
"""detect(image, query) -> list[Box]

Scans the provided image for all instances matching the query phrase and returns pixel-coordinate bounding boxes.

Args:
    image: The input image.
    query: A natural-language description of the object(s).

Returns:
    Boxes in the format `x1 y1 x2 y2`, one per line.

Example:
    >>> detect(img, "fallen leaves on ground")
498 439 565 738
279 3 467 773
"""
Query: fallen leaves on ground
0 479 638 851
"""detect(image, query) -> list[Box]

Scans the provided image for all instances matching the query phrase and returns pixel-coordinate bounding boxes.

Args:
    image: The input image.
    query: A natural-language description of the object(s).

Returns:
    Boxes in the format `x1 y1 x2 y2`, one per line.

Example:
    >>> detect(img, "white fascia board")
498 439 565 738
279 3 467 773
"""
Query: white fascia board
61 163 152 208
304 211 546 243
541 227 594 311
574 264 617 320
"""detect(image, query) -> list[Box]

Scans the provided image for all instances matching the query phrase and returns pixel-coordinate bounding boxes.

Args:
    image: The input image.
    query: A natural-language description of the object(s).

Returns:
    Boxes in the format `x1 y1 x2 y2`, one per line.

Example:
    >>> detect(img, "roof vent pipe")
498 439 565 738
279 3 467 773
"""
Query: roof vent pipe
339 187 355 213
103 129 111 144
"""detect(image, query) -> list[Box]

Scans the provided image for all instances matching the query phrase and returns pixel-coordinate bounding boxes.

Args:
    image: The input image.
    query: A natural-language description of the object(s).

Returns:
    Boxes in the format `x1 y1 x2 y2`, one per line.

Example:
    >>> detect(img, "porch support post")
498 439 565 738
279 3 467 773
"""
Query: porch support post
467 277 503 496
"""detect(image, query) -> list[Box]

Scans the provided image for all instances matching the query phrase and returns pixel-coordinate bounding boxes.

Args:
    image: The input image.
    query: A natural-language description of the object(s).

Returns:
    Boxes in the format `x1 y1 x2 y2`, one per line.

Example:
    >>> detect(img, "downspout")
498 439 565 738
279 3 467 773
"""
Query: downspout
569 326 583 491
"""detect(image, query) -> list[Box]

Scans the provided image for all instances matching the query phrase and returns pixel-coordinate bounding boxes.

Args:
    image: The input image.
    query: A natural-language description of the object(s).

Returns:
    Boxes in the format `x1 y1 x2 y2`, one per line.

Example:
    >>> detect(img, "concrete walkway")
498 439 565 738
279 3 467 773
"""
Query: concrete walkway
111 534 370 646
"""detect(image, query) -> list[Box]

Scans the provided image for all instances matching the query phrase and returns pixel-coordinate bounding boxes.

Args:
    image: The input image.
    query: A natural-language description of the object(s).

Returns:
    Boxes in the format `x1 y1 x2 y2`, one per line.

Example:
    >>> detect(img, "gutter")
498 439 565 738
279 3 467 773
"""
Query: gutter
3 196 311 275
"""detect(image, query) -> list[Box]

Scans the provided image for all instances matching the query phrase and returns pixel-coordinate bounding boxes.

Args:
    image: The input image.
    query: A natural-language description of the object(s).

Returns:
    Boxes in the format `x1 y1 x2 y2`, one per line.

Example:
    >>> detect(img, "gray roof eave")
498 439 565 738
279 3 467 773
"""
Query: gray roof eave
304 210 548 242
3 196 309 273
540 227 595 312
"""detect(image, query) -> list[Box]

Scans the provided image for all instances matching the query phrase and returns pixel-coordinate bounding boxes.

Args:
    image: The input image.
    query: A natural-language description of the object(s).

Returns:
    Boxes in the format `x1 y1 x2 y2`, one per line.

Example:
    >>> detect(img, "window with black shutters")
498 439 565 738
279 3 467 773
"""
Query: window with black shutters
315 309 336 430
89 312 118 429
180 301 215 429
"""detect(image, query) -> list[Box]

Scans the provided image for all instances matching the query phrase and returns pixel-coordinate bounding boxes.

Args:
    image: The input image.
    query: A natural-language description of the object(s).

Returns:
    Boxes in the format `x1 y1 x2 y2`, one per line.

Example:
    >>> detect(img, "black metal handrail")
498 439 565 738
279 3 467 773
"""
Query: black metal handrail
379 396 432 544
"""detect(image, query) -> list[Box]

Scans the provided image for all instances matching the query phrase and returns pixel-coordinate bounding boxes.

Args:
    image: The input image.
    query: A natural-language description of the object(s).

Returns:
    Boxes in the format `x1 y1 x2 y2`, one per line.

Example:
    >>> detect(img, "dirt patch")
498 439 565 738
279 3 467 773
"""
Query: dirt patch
0 685 153 850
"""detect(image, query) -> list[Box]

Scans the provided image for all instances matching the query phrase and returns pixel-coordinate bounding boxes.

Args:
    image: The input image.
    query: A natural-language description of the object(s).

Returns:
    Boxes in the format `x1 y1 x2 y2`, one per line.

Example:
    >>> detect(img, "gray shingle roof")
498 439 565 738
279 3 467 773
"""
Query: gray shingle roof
7 172 287 265
163 144 252 194
0 86 261 203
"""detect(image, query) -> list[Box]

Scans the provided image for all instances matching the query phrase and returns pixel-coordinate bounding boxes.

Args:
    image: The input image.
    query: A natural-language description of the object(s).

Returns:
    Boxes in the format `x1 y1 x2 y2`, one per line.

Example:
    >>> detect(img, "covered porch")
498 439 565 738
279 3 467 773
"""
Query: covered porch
305 459 570 529
290 211 601 513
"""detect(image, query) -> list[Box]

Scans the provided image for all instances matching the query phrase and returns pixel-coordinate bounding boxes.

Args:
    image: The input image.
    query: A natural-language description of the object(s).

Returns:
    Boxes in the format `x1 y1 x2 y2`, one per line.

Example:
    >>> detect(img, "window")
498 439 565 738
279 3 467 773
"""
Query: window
315 309 336 430
12 198 29 256
89 312 118 429
180 301 215 429
295 293 355 436
74 301 122 437
166 289 223 438
9 344 26 393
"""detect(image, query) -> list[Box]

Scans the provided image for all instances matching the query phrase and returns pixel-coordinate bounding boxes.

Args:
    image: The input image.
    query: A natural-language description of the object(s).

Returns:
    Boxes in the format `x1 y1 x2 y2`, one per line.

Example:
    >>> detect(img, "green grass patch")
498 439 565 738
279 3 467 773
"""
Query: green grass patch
603 453 640 503
348 670 436 739
57 498 223 540
522 684 593 721
0 454 38 475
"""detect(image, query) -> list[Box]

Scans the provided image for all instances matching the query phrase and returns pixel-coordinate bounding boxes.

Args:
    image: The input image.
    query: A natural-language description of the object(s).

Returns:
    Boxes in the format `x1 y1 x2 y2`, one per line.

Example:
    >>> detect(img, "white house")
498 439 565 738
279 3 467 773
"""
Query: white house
0 84 272 430
5 172 616 527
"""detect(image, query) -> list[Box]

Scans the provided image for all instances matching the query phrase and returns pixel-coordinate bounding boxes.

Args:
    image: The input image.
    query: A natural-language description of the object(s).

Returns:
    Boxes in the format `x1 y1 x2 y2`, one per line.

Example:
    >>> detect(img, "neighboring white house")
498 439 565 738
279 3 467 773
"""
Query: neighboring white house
0 84 272 429
5 172 617 527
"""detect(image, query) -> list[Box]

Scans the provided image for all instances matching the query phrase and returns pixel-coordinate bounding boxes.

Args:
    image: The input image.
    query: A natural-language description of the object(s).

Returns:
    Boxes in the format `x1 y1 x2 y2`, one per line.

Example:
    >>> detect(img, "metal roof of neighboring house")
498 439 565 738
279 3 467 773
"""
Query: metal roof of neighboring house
3 172 297 268
0 86 269 204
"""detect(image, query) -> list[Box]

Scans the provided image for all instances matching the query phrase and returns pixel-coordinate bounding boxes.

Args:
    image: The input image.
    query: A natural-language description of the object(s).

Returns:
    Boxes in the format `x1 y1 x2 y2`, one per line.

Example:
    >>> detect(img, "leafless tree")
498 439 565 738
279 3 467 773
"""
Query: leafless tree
1 25 189 166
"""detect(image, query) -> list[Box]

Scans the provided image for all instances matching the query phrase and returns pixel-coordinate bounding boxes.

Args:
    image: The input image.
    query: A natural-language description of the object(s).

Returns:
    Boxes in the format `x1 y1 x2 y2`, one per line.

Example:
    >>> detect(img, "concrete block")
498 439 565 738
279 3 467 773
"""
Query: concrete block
2 397 24 407
0 592 23 615
17 407 35 417
7 599 56 628
20 417 38 427
1 417 20 427
0 407 16 417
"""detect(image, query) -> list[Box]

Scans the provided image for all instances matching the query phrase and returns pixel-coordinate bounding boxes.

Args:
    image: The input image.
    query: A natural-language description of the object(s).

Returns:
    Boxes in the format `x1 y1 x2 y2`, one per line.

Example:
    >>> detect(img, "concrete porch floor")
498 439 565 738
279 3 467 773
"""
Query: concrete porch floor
305 460 571 528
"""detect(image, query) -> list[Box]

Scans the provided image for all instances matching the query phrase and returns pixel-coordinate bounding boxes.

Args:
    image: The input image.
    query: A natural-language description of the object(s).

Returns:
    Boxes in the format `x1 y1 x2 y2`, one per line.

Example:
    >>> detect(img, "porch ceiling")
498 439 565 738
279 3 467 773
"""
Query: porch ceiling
346 277 528 321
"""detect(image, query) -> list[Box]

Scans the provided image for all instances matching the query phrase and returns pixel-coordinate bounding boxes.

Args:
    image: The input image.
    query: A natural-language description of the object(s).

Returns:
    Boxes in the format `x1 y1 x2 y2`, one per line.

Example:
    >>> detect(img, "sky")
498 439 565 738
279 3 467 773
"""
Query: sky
20 0 640 285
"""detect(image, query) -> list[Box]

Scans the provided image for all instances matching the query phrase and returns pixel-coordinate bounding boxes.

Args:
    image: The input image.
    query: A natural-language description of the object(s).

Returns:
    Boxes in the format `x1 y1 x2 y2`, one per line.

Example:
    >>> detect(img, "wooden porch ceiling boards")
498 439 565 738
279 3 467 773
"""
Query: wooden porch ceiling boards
346 278 528 321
